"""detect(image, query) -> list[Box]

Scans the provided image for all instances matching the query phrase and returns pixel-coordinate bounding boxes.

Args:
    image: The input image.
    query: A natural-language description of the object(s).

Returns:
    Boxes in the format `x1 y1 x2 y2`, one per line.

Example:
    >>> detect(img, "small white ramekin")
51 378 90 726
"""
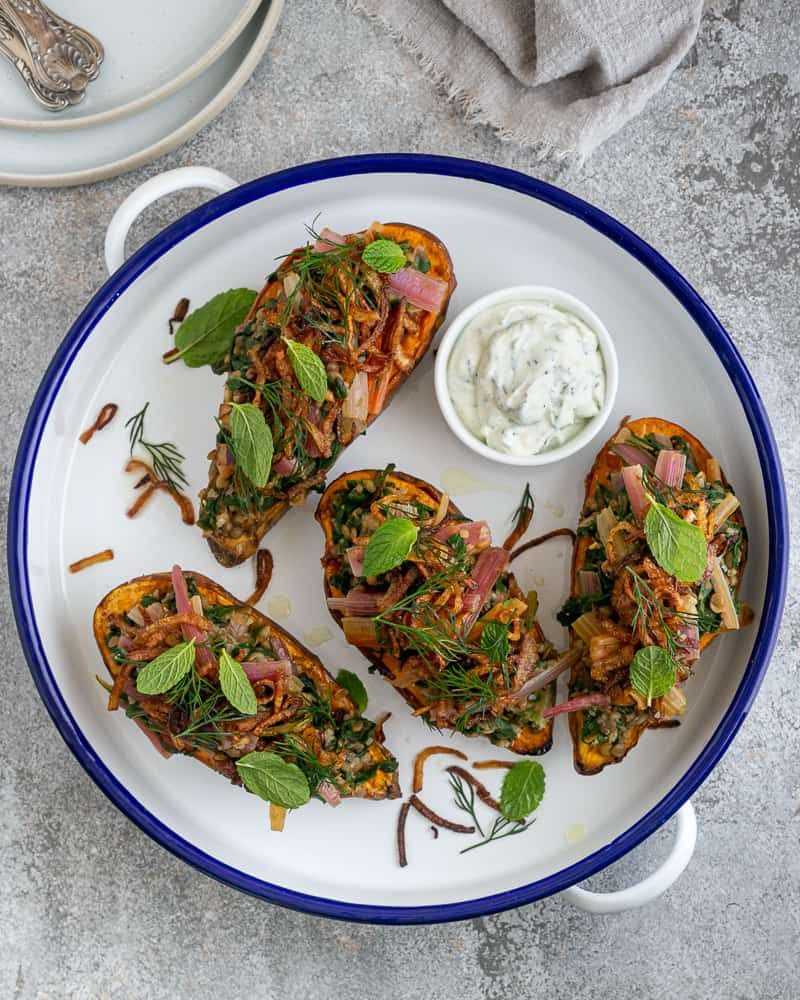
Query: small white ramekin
433 285 619 467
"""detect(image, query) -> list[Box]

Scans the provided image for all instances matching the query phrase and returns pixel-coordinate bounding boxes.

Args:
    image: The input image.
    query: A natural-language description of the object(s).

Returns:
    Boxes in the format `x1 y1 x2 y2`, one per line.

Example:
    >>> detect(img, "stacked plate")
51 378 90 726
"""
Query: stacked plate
0 0 283 186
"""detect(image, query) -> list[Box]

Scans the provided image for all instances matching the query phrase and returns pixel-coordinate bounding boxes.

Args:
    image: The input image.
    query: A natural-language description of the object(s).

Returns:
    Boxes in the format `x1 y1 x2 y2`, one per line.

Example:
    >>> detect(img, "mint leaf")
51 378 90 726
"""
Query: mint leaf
230 402 273 488
335 669 368 713
644 499 707 582
219 648 257 715
236 751 310 809
629 646 676 706
500 760 545 821
166 289 257 368
480 621 510 666
362 239 406 274
136 639 195 695
361 518 419 577
283 339 328 403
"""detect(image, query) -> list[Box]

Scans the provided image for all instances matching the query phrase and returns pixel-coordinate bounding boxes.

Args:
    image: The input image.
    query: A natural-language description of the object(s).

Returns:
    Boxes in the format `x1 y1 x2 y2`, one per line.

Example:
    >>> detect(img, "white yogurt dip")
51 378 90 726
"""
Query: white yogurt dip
446 300 606 456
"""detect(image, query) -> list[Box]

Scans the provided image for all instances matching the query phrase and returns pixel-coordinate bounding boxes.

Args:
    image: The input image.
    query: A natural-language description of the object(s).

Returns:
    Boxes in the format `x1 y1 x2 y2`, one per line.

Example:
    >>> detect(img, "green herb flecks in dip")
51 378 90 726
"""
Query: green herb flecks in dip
447 300 606 456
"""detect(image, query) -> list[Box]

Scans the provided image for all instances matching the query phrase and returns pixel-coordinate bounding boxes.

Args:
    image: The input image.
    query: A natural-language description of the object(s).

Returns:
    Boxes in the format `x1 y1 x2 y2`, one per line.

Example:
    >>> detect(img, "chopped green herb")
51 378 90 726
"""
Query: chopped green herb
218 649 258 715
499 760 546 821
629 645 676 705
361 517 419 577
283 338 328 403
229 402 274 489
644 499 707 582
362 239 406 273
449 770 536 853
335 669 368 713
166 288 257 368
480 621 510 665
136 639 196 695
236 751 310 809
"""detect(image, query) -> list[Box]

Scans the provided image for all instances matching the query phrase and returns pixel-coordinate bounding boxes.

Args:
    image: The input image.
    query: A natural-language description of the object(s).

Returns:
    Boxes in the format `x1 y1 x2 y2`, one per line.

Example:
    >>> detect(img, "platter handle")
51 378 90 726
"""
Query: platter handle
561 800 697 913
104 166 237 274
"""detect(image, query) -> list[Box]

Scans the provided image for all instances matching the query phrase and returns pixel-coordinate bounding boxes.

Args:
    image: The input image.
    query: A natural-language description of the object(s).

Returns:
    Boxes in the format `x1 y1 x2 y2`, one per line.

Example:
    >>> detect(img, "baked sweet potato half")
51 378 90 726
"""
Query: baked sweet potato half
559 418 748 775
93 566 400 811
316 468 573 754
198 222 456 566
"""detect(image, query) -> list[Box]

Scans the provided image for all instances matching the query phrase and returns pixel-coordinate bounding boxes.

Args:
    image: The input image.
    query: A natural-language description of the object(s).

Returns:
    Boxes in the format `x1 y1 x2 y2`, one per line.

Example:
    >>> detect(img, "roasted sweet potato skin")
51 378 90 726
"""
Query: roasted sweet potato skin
93 571 400 800
204 223 456 568
316 469 554 755
568 418 748 775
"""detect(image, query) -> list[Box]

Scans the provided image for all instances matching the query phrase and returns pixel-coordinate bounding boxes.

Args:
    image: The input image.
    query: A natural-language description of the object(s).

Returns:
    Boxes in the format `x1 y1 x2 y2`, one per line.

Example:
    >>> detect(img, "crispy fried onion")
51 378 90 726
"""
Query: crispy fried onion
170 296 190 333
245 549 273 606
445 765 501 812
107 661 134 712
69 548 114 573
412 745 467 793
129 611 211 649
125 458 195 524
510 528 576 562
408 794 475 833
79 403 118 445
612 557 690 649
588 620 637 683
397 801 411 868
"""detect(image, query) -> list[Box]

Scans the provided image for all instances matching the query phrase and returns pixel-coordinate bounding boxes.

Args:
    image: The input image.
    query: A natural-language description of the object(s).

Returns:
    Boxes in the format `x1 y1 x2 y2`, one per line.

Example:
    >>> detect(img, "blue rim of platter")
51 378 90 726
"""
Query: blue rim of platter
8 154 789 924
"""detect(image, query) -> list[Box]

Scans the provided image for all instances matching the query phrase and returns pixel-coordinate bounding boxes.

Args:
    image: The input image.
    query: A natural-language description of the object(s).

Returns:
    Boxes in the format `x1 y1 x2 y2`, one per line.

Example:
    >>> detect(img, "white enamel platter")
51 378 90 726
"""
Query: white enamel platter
0 0 261 129
9 156 787 923
0 0 283 187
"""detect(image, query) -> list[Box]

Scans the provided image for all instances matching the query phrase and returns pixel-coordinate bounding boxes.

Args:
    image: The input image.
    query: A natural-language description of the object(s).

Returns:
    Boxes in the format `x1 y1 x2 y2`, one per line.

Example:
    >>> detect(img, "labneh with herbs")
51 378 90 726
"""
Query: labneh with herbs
446 298 606 456
93 566 400 824
559 418 748 774
198 222 456 567
316 467 579 753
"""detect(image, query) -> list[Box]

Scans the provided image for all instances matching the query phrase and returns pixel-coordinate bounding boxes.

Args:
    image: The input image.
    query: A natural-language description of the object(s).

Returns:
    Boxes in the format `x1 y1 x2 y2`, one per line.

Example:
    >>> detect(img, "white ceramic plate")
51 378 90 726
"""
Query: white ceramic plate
0 0 282 187
9 157 787 922
0 0 261 129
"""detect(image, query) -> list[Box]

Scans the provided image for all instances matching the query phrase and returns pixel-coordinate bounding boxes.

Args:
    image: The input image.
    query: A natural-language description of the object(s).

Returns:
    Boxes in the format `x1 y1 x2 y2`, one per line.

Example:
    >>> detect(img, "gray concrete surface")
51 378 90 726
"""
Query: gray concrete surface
1 1 798 997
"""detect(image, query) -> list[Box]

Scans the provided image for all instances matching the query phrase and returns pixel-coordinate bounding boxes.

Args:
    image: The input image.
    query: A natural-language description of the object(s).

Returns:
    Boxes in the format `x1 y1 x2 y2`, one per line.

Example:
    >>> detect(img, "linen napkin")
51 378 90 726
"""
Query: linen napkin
345 0 703 159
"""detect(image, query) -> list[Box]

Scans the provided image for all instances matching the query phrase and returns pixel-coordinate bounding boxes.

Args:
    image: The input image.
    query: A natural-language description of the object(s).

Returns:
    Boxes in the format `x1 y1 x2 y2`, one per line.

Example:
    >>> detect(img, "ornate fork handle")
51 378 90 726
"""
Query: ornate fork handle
0 0 103 97
0 8 83 109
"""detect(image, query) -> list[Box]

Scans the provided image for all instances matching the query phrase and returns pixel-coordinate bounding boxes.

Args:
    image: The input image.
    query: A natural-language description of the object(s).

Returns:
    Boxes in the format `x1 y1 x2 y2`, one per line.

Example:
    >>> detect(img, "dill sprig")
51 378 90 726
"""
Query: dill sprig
126 402 189 492
122 669 249 753
415 529 470 570
621 430 659 455
427 665 497 733
626 566 681 661
275 734 337 794
373 562 474 664
276 222 368 347
449 770 484 836
511 482 534 525
460 815 535 853
368 523 502 723
378 606 473 663
628 564 719 639
169 670 248 731
426 664 496 706
626 565 718 658
504 481 534 549
448 770 534 853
